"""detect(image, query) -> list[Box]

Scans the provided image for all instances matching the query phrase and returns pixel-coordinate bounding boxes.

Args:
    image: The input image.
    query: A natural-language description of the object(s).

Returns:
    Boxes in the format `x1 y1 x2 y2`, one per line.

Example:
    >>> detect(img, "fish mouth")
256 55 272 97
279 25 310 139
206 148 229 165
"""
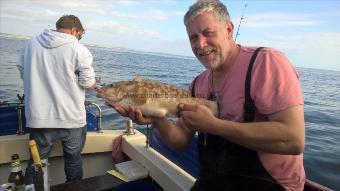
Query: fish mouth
96 89 105 98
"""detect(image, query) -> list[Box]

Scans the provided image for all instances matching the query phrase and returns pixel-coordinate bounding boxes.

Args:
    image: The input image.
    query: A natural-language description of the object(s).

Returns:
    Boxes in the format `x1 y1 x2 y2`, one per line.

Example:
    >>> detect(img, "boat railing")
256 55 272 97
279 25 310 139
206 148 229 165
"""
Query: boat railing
85 100 102 133
0 98 103 135
124 119 135 136
0 99 26 136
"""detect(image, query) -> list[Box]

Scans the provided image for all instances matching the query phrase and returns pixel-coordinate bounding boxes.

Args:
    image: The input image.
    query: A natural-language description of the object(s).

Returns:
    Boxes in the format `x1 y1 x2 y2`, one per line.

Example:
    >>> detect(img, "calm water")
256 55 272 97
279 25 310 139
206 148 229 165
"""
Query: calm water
1 36 339 190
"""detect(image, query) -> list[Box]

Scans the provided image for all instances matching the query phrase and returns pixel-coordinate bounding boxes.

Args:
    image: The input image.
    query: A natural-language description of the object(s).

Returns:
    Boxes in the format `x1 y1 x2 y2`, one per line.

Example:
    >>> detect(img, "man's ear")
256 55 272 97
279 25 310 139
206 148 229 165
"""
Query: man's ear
227 21 234 40
71 27 77 35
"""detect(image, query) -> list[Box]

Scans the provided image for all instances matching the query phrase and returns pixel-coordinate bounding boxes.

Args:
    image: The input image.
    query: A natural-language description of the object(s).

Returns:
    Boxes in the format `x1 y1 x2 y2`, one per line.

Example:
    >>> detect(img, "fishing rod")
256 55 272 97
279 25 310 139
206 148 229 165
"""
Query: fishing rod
235 0 247 42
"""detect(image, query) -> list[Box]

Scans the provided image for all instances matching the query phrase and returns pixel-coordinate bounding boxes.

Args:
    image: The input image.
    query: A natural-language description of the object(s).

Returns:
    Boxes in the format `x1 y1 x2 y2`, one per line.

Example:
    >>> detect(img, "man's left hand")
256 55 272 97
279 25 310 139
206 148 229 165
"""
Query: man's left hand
178 103 217 133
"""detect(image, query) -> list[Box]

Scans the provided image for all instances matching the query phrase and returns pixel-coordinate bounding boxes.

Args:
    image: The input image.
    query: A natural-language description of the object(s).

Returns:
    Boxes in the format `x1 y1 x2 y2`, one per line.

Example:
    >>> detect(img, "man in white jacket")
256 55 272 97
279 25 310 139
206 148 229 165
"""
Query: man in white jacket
18 15 96 183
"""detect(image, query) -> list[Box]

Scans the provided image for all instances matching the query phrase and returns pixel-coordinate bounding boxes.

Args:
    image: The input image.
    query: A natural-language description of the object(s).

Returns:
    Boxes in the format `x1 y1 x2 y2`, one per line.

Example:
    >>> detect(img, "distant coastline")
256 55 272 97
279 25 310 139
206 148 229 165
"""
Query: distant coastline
0 33 196 61
1 33 339 72
0 33 31 40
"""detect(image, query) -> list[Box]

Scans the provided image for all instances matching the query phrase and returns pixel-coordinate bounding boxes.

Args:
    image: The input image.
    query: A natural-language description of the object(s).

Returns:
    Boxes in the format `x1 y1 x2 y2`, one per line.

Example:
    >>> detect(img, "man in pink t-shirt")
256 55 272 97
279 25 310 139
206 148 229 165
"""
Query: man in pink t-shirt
191 45 305 191
113 0 305 190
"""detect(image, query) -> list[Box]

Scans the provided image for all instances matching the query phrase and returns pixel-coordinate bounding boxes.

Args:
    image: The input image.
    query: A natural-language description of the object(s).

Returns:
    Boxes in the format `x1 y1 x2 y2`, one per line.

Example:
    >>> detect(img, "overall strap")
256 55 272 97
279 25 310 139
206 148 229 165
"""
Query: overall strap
191 76 199 97
244 47 265 122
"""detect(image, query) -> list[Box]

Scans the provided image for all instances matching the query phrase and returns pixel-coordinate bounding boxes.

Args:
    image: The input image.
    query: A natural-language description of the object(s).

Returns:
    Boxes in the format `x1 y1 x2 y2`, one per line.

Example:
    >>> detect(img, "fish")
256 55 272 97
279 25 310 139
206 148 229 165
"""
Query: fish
96 78 218 117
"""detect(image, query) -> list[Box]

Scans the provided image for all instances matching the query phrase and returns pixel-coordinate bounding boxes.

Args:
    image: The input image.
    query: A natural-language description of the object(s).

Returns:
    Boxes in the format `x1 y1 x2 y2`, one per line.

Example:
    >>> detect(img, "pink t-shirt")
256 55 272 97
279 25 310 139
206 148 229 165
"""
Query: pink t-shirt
191 45 305 191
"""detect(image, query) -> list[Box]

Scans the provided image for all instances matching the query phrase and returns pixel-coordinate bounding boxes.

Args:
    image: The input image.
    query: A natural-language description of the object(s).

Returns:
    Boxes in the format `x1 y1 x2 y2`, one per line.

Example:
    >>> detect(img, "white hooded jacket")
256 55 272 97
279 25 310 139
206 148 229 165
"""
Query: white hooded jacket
18 29 95 128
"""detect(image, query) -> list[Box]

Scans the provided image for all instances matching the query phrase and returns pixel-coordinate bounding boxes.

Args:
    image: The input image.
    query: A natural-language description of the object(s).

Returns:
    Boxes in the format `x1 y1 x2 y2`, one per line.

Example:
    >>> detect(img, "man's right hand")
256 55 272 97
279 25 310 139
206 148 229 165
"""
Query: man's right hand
111 104 154 125
112 103 195 152
85 81 97 91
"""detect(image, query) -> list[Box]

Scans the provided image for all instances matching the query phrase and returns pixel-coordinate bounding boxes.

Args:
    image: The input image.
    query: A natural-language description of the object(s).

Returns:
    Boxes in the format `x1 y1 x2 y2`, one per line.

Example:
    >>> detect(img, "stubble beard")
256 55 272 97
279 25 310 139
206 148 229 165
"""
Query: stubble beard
198 51 225 71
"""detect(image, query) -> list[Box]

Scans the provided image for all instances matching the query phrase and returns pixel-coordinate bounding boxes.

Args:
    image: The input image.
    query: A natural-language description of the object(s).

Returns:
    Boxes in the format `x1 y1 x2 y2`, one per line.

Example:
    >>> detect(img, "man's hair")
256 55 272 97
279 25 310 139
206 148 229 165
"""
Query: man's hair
184 0 230 26
56 15 84 32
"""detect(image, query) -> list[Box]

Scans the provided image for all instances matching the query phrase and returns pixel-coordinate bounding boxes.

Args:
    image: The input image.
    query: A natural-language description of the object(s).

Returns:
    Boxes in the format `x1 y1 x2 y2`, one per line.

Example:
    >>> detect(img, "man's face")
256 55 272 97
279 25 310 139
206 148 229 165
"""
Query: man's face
186 12 233 70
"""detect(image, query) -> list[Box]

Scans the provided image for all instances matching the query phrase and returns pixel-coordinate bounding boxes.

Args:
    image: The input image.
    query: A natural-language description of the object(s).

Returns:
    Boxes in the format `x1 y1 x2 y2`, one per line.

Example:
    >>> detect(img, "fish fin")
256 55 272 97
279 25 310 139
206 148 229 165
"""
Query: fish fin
132 77 145 82
141 106 167 117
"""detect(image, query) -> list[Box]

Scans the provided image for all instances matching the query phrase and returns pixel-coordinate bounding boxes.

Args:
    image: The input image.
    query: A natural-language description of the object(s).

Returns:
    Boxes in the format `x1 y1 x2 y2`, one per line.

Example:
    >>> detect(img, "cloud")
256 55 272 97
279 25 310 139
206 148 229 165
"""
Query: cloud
305 32 340 53
174 11 185 17
239 31 340 70
1 9 60 24
110 10 169 21
87 21 160 37
0 0 168 37
319 11 340 17
0 0 183 34
0 0 107 25
51 1 106 13
1 0 106 14
240 31 340 52
109 9 184 22
116 0 142 6
240 12 320 28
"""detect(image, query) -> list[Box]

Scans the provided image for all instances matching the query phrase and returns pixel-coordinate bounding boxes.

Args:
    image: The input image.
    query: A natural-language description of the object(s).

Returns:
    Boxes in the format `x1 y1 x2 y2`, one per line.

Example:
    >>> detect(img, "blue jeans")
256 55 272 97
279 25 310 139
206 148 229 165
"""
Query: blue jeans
25 127 87 184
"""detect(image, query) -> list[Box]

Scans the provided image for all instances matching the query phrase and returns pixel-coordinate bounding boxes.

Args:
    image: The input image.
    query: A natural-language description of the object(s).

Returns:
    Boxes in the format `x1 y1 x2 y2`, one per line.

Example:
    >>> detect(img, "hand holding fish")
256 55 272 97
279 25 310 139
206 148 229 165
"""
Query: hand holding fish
178 103 218 133
112 104 155 125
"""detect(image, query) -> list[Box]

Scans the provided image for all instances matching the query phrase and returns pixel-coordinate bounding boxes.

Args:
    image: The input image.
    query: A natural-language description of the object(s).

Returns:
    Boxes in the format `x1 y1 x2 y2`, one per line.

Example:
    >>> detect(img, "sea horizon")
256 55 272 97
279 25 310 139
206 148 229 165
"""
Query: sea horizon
1 32 339 73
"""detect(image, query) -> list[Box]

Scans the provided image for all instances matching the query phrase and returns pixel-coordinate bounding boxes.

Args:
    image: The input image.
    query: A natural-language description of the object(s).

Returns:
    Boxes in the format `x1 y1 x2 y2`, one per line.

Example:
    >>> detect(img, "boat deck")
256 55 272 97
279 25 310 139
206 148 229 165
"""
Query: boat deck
50 174 123 191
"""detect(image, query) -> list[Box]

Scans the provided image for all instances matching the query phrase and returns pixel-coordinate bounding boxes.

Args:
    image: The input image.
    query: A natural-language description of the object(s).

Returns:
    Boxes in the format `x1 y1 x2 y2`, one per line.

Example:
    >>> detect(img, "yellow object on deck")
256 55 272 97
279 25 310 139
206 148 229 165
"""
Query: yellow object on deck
107 169 128 182
29 140 41 166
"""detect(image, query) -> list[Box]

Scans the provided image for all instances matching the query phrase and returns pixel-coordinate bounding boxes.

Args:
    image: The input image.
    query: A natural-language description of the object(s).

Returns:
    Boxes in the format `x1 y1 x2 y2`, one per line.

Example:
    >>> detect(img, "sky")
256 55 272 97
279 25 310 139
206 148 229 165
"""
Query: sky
0 0 339 71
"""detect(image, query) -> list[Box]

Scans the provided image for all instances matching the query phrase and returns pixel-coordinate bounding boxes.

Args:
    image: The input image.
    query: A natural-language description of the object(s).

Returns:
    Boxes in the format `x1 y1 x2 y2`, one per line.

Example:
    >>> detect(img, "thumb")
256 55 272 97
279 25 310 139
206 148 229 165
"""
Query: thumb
178 103 197 111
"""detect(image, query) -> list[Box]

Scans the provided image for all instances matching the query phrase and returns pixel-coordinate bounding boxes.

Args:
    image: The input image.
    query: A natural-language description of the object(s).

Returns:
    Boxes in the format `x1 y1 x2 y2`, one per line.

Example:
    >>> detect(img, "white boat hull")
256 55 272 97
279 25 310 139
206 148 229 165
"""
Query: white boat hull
0 129 195 191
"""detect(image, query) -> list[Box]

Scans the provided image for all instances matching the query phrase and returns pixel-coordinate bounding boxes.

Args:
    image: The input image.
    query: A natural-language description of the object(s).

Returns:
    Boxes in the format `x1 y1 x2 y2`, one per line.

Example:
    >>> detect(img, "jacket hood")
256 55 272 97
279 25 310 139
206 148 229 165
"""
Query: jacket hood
37 29 78 48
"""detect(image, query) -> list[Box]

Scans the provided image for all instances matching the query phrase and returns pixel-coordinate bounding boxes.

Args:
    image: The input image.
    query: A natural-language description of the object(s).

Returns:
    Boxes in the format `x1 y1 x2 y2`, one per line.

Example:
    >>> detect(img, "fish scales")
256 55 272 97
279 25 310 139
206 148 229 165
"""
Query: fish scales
97 78 218 117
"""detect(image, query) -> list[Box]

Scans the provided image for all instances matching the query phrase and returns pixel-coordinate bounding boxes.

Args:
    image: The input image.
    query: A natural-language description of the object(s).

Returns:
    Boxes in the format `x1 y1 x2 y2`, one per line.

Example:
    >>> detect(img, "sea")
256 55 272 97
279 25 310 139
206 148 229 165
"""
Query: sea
0 35 339 190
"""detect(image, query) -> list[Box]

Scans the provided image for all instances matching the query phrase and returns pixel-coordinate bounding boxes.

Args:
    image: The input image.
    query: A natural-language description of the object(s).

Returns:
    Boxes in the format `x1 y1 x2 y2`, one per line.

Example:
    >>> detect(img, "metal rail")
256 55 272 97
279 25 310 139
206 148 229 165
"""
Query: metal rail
16 103 25 135
85 101 102 133
0 94 25 135
125 119 135 135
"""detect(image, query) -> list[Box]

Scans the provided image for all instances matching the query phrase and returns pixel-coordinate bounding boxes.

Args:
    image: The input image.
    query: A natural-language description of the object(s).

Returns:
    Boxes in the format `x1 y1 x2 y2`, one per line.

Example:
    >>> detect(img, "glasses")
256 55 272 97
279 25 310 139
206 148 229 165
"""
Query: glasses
76 30 85 40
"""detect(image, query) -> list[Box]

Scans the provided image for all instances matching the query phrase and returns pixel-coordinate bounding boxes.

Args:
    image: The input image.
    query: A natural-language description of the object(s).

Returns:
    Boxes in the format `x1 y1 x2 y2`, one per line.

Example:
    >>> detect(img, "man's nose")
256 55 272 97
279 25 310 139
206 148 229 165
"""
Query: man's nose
196 36 207 49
